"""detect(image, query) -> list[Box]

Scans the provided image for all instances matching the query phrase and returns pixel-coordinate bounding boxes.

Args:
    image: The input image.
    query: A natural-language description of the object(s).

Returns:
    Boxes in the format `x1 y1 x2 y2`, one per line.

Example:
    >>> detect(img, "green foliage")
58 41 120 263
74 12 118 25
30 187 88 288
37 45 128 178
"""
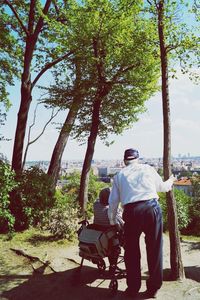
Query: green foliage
45 202 79 241
44 195 80 240
187 176 200 235
61 170 108 218
159 189 192 231
0 161 17 232
145 0 200 83
10 166 56 230
43 170 107 239
0 6 22 104
46 0 160 144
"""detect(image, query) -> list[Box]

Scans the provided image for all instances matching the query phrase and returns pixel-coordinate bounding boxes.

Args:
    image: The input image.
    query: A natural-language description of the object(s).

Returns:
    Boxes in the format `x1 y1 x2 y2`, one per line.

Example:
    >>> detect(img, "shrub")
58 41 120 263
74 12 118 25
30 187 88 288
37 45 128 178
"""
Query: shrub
186 176 200 236
159 189 191 232
0 161 17 232
44 192 80 240
43 171 108 240
61 170 108 219
10 166 56 230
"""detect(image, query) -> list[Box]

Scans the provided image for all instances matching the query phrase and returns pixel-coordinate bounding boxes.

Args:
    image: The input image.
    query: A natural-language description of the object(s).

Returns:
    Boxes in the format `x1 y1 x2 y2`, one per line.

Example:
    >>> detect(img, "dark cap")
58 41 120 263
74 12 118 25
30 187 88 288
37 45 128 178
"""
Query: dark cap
124 148 139 160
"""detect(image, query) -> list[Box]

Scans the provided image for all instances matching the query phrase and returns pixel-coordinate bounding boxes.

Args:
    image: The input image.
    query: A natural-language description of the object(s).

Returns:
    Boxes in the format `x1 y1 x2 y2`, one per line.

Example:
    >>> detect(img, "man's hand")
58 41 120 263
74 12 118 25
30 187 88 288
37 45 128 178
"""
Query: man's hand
170 175 176 182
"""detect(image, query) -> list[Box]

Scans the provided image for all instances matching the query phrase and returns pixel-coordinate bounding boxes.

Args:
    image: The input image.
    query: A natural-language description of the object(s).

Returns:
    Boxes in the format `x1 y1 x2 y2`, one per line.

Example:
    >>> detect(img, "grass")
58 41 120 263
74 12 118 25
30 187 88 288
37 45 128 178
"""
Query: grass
180 234 200 242
0 227 74 249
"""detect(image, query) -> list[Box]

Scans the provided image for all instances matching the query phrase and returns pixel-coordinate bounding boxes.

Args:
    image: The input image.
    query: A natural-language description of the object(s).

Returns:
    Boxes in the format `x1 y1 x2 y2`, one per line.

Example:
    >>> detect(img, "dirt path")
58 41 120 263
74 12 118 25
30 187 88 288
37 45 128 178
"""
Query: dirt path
0 233 200 300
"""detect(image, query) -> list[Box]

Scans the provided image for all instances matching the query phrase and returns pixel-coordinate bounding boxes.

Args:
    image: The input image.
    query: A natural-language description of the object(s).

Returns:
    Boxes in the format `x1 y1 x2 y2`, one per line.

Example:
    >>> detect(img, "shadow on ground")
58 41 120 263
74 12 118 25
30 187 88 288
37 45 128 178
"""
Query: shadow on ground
1 263 200 300
1 266 129 300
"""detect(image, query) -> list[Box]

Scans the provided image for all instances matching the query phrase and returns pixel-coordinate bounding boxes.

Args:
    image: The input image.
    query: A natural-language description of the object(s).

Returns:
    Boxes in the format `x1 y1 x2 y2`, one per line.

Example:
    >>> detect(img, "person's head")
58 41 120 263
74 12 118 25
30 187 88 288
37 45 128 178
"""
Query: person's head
124 148 139 166
99 187 111 206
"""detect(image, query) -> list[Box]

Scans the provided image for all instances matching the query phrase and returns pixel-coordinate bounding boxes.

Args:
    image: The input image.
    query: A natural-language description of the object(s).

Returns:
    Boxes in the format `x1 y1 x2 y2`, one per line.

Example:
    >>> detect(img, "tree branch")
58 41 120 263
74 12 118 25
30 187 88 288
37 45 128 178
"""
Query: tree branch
22 103 60 168
32 50 73 89
146 0 153 5
34 0 52 37
110 62 140 84
4 0 29 35
28 0 36 34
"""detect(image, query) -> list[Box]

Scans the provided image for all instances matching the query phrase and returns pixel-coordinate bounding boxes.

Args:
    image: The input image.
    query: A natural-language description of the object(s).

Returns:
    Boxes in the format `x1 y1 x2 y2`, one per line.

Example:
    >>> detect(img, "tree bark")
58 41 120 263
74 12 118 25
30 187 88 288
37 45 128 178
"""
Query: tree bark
78 95 102 216
157 0 185 280
47 102 79 187
11 0 52 173
47 60 82 187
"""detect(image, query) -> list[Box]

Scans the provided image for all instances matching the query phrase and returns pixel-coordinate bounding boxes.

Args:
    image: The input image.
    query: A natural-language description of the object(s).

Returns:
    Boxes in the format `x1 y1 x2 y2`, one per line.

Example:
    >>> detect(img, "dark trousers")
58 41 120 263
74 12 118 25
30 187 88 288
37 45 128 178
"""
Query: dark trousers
123 199 163 293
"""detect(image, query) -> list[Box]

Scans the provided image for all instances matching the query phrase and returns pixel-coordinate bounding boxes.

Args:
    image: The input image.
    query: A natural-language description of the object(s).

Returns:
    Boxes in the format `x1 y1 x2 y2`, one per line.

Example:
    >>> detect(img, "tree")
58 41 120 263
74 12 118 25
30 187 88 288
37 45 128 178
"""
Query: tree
1 1 73 173
0 4 20 105
46 58 88 186
65 0 160 215
37 0 159 195
146 0 199 280
0 5 21 141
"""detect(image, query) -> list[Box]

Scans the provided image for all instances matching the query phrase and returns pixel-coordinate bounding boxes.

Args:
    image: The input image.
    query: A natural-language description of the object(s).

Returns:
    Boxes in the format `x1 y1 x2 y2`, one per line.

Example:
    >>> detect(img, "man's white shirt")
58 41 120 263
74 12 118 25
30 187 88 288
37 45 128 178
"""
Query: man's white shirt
108 162 174 225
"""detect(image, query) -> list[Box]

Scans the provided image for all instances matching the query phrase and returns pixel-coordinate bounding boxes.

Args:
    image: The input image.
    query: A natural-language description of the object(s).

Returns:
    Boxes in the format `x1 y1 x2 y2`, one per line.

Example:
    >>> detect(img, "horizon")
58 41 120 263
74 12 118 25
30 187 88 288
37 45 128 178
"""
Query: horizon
1 71 200 162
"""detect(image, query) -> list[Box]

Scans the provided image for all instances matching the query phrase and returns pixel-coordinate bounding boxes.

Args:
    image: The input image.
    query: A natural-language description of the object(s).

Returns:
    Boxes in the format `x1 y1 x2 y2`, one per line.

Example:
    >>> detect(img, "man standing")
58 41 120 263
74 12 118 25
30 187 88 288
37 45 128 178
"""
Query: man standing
108 148 175 298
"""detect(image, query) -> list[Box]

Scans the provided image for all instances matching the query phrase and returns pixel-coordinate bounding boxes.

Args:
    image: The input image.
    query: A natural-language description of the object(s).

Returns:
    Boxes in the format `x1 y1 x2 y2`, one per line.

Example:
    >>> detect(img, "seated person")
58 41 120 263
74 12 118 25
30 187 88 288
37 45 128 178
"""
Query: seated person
93 187 124 230
93 187 124 273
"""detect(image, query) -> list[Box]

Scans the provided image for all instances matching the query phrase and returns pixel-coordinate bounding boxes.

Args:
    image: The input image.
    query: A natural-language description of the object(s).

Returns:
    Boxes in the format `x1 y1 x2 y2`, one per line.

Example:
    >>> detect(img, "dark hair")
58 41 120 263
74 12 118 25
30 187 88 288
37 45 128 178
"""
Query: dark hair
99 188 110 206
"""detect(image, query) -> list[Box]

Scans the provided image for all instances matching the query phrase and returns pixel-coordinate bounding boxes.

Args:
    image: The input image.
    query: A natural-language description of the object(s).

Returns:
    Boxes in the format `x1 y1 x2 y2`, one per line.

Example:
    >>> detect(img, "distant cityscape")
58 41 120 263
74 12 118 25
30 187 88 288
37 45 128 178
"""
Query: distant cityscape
24 154 200 177
25 154 200 176
24 155 200 196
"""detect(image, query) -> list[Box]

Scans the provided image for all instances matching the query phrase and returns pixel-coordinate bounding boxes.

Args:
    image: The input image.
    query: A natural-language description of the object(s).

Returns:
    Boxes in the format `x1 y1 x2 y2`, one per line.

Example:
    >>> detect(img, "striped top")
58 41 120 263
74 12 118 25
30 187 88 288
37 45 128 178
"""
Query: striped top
93 200 124 227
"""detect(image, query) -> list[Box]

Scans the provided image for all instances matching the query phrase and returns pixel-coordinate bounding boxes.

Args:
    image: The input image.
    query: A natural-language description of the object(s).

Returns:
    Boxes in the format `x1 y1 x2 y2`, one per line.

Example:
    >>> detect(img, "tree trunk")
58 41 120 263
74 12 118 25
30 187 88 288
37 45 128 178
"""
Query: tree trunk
47 102 79 187
11 0 52 173
157 0 185 280
12 79 32 172
78 98 101 216
48 59 82 187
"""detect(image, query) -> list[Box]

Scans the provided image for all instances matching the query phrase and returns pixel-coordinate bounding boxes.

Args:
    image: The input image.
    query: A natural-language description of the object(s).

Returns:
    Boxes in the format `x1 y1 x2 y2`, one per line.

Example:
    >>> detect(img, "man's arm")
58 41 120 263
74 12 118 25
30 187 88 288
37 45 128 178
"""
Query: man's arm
153 168 175 192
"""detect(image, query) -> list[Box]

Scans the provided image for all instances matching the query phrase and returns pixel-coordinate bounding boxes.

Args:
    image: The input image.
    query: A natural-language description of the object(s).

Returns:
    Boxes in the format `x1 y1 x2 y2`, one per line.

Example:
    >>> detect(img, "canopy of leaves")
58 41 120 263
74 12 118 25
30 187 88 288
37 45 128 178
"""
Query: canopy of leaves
0 5 22 105
0 0 76 102
45 0 160 142
145 0 200 82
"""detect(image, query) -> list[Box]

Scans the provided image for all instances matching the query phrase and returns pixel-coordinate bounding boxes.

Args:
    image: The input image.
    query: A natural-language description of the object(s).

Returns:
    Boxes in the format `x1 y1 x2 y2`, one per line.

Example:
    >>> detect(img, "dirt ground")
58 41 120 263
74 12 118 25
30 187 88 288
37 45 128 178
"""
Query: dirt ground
0 233 200 300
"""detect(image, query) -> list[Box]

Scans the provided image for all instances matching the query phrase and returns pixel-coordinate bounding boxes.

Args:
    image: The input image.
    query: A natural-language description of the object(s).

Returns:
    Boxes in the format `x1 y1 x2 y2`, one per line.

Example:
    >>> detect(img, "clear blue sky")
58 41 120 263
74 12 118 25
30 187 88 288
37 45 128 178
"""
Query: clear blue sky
1 69 200 162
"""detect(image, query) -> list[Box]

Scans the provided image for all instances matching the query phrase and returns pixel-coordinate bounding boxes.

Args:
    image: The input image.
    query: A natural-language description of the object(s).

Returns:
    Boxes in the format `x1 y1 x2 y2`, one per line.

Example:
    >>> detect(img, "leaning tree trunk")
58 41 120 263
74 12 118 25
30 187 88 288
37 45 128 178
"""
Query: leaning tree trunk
158 0 185 280
48 60 82 187
47 102 79 187
78 96 102 216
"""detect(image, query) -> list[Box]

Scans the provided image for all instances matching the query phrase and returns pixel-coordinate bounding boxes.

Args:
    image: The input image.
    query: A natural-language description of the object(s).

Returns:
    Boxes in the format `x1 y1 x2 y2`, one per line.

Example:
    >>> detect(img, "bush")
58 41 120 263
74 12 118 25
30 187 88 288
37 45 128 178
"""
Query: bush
10 166 56 230
61 170 108 219
159 189 191 232
185 176 200 236
0 161 17 232
44 191 80 240
43 171 108 240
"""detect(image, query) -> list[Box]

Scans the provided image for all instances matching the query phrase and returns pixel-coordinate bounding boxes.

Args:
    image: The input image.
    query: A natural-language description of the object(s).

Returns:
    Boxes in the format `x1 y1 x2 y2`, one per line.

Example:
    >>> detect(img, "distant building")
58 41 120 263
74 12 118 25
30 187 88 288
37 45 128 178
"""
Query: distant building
174 178 193 196
56 179 68 189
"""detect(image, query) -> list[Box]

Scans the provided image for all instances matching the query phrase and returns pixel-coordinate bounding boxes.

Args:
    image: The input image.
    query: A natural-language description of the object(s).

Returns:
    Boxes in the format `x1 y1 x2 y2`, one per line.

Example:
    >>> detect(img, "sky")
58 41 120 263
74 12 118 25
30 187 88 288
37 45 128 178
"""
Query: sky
1 69 200 162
